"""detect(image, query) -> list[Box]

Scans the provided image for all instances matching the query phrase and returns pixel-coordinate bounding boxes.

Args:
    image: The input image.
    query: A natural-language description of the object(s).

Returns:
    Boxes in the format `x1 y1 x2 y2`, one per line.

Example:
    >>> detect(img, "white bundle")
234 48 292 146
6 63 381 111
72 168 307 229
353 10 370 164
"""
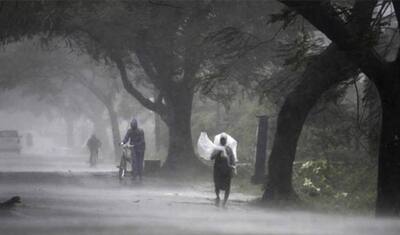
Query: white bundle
197 132 238 163
197 132 215 161
213 132 238 163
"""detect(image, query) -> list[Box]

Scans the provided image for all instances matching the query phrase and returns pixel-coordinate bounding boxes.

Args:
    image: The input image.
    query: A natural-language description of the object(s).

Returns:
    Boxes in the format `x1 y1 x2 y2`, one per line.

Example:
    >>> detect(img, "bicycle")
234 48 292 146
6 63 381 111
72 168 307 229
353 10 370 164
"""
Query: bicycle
118 143 134 182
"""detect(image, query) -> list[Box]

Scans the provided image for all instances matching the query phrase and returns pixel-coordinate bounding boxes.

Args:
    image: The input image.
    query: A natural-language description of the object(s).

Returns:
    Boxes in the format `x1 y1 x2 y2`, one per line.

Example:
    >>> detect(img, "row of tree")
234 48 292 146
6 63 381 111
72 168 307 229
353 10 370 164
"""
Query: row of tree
0 0 399 216
265 0 400 216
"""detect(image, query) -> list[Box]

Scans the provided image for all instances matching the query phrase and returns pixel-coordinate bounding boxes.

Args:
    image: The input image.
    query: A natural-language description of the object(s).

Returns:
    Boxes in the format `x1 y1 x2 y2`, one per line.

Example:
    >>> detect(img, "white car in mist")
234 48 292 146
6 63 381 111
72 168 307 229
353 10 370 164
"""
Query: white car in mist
0 130 22 154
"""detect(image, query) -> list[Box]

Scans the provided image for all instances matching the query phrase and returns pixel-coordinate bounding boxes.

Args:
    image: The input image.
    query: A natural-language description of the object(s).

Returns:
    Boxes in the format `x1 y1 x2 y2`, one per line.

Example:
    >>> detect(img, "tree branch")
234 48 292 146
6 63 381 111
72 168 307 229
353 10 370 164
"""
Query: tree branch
114 56 166 115
77 70 116 109
154 91 164 107
279 0 387 82
351 0 377 33
79 78 108 104
392 0 400 65
181 3 212 87
74 18 170 116
393 0 400 27
134 45 167 90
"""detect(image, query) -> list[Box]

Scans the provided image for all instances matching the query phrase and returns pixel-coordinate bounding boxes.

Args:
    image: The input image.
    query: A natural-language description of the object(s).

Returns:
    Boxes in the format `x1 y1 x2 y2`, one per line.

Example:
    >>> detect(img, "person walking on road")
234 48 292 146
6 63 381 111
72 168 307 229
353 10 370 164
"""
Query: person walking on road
121 118 146 182
210 134 236 207
86 134 102 167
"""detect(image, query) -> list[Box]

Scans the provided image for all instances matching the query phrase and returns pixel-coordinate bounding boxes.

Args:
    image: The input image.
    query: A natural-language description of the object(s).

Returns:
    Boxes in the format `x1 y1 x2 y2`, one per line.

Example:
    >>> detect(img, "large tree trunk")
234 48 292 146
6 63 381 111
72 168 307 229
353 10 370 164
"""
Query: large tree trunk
263 45 357 201
153 89 163 152
375 67 400 216
105 102 122 161
278 0 400 216
154 113 162 152
162 89 200 170
114 56 203 172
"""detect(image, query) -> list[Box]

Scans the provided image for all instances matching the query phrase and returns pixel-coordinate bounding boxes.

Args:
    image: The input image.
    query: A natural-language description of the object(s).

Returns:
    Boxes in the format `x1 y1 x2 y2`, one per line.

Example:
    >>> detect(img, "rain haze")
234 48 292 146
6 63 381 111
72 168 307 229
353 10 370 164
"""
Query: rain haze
0 0 400 234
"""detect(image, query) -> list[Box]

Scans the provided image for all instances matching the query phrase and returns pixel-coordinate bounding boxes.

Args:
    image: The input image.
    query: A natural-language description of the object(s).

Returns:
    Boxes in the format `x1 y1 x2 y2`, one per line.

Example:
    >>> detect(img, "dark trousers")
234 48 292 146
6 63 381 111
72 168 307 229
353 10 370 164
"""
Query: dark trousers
89 149 98 166
131 150 144 179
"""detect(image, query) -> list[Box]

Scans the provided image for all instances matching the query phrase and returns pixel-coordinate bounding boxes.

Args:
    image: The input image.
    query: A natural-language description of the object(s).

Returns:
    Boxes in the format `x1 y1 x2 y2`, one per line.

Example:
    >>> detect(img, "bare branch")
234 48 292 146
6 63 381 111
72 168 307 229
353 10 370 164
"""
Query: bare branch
114 56 161 113
392 0 400 64
279 0 387 83
393 0 400 27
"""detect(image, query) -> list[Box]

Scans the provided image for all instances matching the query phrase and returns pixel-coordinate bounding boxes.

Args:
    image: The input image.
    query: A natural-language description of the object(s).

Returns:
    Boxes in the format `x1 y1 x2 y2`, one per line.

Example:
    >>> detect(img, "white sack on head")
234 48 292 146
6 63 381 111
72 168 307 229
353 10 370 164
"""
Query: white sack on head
197 132 216 161
213 132 238 163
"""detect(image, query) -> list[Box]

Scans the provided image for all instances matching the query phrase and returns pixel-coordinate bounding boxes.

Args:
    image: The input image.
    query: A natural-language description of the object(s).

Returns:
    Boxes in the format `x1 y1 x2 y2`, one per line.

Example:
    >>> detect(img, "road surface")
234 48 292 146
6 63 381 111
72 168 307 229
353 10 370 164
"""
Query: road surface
1 153 400 235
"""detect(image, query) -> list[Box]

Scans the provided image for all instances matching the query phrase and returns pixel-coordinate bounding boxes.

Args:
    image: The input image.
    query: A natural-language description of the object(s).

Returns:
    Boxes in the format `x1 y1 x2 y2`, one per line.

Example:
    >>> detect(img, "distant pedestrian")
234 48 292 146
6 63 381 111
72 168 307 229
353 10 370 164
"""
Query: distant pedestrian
86 134 101 167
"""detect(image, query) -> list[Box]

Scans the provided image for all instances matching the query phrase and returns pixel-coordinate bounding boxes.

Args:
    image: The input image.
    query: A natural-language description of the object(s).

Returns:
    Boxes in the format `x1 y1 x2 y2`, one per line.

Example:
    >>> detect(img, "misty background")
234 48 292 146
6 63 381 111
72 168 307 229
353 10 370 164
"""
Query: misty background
0 0 400 234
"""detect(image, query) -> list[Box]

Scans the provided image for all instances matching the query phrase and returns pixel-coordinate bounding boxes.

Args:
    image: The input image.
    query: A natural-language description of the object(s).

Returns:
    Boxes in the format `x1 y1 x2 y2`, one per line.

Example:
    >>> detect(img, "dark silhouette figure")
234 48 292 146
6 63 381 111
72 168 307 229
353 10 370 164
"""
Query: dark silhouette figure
86 134 101 167
122 118 145 181
211 136 235 207
0 196 21 210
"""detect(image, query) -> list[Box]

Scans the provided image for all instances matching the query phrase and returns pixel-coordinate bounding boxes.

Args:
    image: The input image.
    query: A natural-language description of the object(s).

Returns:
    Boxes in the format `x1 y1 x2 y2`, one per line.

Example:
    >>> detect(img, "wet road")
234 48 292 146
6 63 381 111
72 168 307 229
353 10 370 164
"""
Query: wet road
0 152 115 173
1 154 400 235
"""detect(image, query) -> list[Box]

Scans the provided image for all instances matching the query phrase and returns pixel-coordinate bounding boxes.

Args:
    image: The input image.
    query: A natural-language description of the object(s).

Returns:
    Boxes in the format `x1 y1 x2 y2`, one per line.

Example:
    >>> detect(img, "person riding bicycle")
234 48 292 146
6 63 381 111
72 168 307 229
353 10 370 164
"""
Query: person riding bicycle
121 118 145 181
86 134 101 166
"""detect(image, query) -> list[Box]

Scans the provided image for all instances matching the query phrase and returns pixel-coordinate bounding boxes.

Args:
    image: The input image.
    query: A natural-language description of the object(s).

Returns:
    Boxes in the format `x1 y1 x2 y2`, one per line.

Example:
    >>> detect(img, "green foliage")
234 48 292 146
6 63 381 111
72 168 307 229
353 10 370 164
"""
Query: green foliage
296 160 329 196
278 30 326 71
293 158 377 214
289 78 379 214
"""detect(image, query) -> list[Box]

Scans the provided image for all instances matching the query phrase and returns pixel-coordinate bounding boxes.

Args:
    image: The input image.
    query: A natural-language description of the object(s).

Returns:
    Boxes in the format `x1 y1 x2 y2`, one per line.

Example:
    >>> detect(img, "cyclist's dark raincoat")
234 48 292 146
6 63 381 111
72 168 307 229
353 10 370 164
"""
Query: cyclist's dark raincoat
122 119 145 179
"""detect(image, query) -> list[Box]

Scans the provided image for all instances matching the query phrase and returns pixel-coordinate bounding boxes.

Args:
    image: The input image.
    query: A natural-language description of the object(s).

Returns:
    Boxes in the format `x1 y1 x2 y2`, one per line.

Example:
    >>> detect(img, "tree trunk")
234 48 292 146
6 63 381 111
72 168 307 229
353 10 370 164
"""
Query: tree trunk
162 89 200 171
153 89 163 152
114 56 203 172
365 79 380 159
155 112 162 152
375 67 400 216
105 103 122 161
263 44 357 201
252 115 269 184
